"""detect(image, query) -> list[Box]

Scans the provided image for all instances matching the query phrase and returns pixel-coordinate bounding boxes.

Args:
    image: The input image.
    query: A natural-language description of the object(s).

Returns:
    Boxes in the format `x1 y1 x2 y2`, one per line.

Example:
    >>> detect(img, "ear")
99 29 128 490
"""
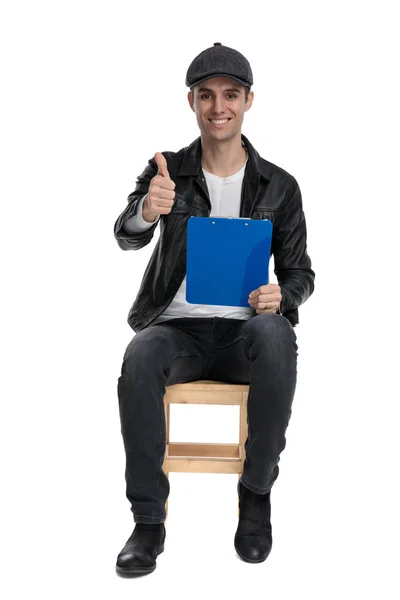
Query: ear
244 91 254 112
188 90 195 112
244 90 254 112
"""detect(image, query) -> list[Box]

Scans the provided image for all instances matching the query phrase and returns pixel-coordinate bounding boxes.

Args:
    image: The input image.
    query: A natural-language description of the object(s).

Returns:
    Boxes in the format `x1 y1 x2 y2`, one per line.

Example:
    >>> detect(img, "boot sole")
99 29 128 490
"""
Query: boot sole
234 545 271 563
116 543 165 576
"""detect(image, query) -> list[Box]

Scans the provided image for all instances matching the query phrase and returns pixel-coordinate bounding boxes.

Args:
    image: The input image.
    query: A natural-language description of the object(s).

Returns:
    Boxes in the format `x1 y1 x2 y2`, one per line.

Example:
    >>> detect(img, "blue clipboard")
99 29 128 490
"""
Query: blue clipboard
186 216 273 307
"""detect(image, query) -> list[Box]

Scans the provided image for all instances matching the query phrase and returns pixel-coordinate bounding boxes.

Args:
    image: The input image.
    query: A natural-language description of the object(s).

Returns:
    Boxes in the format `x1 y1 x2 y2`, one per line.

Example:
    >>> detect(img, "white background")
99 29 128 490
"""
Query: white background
1 0 399 598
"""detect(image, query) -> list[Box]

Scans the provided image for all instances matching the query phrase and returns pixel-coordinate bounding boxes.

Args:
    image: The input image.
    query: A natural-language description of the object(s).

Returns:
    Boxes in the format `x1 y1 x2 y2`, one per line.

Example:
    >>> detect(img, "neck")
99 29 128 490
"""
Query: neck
200 133 247 177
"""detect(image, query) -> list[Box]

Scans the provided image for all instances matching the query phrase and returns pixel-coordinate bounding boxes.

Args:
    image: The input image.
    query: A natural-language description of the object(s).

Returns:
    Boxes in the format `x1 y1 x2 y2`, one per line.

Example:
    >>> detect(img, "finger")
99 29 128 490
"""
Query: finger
255 292 279 302
153 199 174 210
153 175 175 191
255 307 276 314
154 152 170 178
250 296 275 309
153 186 175 200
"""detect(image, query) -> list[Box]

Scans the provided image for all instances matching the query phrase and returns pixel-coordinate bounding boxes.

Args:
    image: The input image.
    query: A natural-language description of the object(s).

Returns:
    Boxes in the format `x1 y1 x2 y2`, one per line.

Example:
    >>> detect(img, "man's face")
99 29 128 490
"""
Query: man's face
188 77 253 142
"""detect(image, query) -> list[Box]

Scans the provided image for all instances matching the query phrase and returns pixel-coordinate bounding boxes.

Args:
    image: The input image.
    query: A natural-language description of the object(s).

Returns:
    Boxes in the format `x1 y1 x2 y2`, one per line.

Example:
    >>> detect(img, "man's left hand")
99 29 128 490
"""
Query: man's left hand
248 283 282 314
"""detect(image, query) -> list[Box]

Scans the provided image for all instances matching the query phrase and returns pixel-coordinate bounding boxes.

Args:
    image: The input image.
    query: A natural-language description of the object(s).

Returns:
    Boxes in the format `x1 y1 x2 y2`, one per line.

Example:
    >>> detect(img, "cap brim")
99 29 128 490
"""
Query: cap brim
188 74 251 89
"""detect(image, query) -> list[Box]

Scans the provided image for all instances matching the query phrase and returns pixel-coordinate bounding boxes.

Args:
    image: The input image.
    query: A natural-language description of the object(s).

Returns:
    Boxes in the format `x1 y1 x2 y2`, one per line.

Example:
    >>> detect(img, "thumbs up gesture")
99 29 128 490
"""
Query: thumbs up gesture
143 152 176 222
155 151 170 178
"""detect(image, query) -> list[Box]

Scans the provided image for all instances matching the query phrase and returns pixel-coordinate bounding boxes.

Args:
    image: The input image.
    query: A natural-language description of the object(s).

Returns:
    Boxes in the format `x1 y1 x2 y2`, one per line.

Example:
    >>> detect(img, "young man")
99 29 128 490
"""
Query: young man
114 42 315 575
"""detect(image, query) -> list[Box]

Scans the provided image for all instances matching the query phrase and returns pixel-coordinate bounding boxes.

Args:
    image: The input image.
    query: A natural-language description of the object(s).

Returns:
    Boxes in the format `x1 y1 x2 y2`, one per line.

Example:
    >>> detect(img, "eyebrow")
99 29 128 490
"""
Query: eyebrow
196 87 242 94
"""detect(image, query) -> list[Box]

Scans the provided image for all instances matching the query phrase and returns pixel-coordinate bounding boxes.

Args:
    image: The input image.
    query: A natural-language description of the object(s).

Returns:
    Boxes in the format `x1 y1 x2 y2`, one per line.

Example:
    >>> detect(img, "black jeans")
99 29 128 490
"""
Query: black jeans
117 314 298 524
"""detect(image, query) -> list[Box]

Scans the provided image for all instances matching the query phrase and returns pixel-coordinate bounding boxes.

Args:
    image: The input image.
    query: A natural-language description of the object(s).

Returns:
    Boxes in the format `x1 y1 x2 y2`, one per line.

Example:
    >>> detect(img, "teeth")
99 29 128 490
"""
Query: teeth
211 119 229 124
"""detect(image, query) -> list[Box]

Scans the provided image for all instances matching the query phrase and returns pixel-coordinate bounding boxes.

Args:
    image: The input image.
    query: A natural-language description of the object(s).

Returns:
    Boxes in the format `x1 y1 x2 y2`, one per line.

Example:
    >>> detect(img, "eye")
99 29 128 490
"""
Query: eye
199 93 238 100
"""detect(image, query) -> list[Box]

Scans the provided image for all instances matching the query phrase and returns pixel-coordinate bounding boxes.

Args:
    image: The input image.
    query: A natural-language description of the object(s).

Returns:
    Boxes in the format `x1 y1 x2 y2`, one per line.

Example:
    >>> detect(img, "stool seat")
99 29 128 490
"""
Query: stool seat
162 380 249 519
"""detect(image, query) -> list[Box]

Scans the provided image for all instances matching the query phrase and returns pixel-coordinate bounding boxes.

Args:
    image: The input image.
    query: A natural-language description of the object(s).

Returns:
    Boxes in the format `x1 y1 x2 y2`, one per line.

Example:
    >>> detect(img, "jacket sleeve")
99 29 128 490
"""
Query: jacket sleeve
114 156 159 250
122 194 161 233
272 177 315 316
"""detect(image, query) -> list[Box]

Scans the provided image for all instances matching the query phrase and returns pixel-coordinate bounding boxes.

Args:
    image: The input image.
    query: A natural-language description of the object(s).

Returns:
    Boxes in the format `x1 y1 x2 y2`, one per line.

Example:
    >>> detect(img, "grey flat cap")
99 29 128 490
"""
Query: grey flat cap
185 42 253 90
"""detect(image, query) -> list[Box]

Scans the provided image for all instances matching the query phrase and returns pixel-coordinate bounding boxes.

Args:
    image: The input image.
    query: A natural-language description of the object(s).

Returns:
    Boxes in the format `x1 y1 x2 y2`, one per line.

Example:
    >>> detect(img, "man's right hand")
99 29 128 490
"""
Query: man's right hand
142 152 176 223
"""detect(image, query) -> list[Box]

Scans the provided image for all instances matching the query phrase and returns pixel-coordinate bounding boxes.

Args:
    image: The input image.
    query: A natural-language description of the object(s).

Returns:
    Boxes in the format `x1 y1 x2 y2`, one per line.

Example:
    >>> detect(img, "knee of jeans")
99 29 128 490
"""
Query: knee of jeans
247 313 296 342
120 329 181 373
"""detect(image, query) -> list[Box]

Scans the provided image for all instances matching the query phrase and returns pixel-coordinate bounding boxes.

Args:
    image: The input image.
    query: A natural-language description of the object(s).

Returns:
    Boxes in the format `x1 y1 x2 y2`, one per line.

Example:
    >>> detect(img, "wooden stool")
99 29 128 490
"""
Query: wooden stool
162 380 249 520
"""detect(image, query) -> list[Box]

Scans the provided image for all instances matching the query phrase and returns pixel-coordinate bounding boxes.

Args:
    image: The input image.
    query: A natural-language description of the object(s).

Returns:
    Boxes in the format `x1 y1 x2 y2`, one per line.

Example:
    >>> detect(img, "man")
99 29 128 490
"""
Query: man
114 42 315 575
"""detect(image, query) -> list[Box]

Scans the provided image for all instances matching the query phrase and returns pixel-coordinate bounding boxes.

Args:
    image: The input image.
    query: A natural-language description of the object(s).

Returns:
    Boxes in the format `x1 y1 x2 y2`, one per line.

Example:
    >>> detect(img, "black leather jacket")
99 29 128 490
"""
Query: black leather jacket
114 133 315 332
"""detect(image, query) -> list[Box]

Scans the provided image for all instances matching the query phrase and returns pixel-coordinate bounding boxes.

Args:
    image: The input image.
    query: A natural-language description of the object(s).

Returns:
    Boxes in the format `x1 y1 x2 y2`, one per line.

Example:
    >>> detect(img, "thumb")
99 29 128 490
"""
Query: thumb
154 152 170 178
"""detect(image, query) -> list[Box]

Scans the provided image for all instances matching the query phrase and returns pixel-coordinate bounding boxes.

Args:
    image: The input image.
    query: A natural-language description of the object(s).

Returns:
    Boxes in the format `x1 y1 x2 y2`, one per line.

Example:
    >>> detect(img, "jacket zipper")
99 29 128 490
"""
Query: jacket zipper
239 173 246 217
194 175 211 214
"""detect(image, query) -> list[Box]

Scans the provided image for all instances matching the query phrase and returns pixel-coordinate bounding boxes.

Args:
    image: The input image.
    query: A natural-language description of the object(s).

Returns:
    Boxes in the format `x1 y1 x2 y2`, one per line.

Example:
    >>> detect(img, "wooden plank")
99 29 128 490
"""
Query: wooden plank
167 442 240 459
166 380 250 393
164 389 248 405
163 458 243 474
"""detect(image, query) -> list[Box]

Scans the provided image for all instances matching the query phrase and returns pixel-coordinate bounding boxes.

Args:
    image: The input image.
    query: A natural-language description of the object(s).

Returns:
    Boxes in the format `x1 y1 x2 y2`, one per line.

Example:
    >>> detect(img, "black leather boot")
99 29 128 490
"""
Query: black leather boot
116 523 166 576
234 481 273 563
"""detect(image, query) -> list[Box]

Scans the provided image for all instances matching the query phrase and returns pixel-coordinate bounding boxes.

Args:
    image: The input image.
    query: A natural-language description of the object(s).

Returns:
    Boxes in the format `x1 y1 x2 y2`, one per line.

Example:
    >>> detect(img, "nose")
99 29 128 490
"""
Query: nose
211 94 226 115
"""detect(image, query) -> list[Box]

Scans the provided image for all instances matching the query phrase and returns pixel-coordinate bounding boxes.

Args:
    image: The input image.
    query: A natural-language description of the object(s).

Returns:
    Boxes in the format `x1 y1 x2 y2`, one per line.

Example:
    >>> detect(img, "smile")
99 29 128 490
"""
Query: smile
209 118 231 127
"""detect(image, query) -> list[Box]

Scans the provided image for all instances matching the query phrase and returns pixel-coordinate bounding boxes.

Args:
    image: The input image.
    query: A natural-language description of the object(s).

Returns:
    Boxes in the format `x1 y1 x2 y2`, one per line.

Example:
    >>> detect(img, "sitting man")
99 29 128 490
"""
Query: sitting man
114 42 315 576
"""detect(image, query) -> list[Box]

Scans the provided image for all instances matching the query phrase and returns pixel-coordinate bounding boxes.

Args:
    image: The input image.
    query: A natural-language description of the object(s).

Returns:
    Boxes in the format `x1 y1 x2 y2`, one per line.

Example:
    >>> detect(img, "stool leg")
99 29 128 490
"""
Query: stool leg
164 400 170 524
165 472 169 523
238 394 248 518
237 474 241 518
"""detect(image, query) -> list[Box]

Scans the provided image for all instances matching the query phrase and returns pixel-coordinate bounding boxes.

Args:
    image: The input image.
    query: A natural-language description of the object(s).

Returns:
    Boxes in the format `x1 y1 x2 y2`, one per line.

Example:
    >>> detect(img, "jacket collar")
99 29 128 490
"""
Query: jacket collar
177 133 272 182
